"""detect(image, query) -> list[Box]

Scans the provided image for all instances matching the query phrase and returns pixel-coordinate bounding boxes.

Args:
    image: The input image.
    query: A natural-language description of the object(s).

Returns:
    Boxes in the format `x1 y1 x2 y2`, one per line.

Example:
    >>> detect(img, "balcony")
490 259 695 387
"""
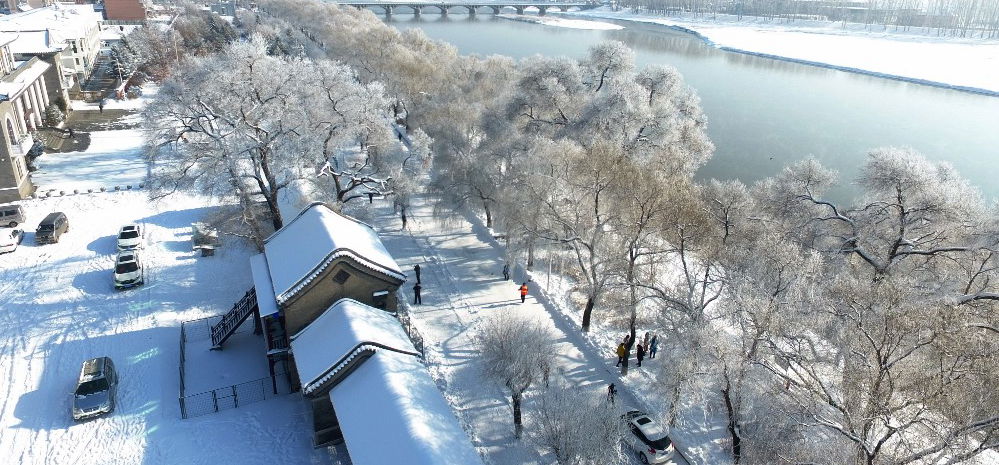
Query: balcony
9 133 34 156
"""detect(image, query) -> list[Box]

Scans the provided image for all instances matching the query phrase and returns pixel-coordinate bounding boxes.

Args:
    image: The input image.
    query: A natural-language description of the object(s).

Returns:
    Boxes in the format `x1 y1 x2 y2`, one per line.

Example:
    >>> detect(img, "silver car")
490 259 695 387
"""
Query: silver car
0 228 23 253
113 251 144 290
73 357 118 421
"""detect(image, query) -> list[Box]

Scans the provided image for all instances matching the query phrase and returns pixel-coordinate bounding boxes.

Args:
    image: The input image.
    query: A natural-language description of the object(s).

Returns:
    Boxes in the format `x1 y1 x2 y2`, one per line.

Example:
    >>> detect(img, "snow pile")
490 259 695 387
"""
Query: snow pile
32 128 147 193
497 14 624 30
564 8 999 94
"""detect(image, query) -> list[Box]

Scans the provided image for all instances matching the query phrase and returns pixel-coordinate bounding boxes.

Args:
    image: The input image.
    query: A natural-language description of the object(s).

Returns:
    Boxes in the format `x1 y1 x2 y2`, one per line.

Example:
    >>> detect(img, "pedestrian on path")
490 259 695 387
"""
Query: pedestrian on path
414 264 422 284
636 343 646 367
620 344 631 375
615 343 626 367
413 283 422 305
368 192 374 203
519 282 529 303
643 331 651 348
67 127 74 138
607 383 617 404
502 263 510 281
98 100 105 113
401 207 408 229
649 334 658 359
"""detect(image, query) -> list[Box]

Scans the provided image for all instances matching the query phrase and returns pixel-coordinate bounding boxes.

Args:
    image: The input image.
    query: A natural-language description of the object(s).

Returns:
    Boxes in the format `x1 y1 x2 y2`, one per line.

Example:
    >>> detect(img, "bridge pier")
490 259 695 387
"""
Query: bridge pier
465 5 475 15
538 6 547 15
514 6 524 14
489 5 500 14
412 5 421 16
383 5 394 15
436 5 448 16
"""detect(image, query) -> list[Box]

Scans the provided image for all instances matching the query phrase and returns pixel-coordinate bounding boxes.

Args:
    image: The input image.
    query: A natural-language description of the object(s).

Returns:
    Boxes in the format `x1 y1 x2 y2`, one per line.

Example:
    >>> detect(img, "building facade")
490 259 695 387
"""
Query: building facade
0 36 51 202
0 5 103 89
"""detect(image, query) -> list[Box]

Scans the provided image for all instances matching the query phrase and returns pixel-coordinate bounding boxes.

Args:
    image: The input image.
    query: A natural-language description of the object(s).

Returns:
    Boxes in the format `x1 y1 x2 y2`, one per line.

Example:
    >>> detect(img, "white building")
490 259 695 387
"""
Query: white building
0 33 51 202
0 4 103 89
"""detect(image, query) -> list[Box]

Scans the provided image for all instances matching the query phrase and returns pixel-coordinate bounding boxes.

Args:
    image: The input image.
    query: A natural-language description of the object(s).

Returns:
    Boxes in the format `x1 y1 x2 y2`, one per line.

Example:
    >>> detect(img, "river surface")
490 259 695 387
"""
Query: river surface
384 13 999 202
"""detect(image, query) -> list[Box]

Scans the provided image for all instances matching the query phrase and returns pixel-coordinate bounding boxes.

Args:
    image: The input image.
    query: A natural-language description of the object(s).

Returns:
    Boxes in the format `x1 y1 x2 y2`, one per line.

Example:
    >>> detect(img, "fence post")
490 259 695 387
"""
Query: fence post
232 385 239 408
212 390 219 413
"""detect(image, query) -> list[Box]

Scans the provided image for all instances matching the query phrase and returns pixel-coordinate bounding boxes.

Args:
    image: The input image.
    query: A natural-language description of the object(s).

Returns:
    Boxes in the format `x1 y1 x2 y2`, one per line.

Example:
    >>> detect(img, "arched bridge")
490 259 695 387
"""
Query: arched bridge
337 1 600 16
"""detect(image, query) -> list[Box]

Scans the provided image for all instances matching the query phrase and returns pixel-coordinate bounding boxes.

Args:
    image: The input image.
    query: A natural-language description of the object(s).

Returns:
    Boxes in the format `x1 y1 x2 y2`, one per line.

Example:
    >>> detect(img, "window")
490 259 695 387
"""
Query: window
6 118 16 144
332 270 350 284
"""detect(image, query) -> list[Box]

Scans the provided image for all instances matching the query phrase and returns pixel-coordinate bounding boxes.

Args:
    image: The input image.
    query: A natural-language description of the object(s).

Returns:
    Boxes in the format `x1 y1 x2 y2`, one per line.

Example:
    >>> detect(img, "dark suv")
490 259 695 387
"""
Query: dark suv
72 357 118 421
36 212 68 244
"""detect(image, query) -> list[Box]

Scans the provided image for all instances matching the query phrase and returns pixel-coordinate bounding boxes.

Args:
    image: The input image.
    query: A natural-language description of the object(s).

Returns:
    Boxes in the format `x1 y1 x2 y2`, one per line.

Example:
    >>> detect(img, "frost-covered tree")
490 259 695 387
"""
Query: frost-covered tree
478 312 555 438
531 382 625 464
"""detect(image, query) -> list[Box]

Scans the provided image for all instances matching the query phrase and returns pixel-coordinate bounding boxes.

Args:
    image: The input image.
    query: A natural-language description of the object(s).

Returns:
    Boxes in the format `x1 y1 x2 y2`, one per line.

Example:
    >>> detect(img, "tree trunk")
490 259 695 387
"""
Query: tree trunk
527 239 535 270
668 382 682 426
512 392 523 439
722 375 742 463
581 296 595 332
484 201 493 228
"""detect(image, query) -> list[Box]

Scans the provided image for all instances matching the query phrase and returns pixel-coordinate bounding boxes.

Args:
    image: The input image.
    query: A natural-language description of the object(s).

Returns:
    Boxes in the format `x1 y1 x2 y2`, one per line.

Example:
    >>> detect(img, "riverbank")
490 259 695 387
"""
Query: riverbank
496 13 623 30
561 8 999 96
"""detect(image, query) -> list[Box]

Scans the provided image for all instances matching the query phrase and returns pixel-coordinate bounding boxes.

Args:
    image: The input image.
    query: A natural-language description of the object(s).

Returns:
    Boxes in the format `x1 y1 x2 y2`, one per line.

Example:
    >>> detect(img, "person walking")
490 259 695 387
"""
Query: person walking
615 342 626 367
636 342 646 367
502 263 510 281
367 192 374 203
401 208 408 229
98 100 105 113
414 264 422 284
519 282 529 303
413 283 422 305
649 334 658 359
67 127 74 138
607 383 617 404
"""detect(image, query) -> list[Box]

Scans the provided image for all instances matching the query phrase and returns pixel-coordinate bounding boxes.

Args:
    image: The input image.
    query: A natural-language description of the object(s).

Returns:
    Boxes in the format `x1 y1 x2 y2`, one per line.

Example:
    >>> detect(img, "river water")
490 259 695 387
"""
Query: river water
385 13 999 201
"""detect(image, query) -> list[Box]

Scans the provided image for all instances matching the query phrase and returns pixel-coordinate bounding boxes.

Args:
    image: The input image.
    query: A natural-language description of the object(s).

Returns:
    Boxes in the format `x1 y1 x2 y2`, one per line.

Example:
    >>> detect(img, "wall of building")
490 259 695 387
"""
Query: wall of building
105 0 146 21
283 261 400 337
0 104 33 203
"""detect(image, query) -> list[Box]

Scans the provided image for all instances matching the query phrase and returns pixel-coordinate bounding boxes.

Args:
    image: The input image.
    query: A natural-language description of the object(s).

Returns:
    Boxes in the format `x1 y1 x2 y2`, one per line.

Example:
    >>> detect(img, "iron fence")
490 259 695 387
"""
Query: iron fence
180 373 291 419
396 302 425 356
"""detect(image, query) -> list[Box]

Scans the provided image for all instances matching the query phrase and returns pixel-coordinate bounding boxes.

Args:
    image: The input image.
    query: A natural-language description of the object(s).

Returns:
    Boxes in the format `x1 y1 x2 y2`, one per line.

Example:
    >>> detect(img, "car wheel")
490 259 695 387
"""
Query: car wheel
639 452 650 464
7 221 14 227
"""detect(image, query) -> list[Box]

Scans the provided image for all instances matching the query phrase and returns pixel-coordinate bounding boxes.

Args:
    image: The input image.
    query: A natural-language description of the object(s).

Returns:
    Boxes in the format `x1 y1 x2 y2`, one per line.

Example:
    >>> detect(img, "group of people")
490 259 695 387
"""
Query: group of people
615 332 659 368
411 261 531 306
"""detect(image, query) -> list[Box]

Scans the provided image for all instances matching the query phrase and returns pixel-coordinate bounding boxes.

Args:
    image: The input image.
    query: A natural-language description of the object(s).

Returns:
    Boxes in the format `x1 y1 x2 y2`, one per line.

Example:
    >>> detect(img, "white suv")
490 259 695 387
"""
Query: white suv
623 410 675 464
116 224 142 251
113 251 144 290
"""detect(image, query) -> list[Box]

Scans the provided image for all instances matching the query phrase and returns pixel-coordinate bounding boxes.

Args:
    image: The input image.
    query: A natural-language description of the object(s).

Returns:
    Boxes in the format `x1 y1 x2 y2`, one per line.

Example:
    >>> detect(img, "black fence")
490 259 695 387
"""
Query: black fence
180 373 291 419
396 300 425 356
179 315 289 419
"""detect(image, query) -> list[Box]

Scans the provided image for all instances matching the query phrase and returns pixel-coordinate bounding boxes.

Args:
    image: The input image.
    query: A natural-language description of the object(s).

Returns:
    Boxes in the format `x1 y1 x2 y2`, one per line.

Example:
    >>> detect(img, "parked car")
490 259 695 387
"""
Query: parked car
116 224 142 250
0 204 26 227
35 212 69 244
622 410 675 464
72 357 118 421
113 251 144 290
0 228 23 253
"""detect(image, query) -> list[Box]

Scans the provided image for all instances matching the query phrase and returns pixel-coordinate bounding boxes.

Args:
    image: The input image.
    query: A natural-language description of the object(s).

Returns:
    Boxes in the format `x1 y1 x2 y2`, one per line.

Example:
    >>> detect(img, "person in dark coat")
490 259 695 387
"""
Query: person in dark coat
413 283 422 305
502 263 510 280
636 343 646 367
649 334 659 359
98 100 105 113
519 282 529 303
401 208 408 229
414 264 422 284
607 383 617 404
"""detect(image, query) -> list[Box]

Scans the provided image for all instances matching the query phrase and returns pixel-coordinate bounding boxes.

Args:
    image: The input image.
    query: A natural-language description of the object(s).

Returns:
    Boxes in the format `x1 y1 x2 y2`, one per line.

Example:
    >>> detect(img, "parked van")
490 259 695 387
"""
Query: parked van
36 212 69 244
0 204 25 227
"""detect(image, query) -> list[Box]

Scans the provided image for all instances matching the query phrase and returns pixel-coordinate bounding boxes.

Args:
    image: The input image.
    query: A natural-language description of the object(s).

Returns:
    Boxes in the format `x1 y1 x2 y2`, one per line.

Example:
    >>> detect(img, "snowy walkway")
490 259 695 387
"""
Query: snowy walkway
364 194 693 465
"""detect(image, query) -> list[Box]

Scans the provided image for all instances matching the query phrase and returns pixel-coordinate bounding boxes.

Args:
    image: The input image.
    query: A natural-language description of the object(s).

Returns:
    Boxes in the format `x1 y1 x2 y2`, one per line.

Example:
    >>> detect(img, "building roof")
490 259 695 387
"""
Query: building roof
0 58 50 101
8 29 68 55
263 202 405 305
290 298 417 396
329 350 484 465
0 4 103 42
249 253 280 318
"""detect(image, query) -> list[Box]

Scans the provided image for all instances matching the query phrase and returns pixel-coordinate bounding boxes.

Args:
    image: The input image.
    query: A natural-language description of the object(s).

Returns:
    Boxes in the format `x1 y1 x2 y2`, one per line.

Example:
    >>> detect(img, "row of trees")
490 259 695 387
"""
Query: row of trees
145 1 997 463
622 0 999 38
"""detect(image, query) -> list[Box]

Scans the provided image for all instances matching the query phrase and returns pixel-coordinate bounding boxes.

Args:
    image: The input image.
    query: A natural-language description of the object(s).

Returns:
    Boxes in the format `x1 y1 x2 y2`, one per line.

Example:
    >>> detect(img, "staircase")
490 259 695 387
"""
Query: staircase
211 289 259 349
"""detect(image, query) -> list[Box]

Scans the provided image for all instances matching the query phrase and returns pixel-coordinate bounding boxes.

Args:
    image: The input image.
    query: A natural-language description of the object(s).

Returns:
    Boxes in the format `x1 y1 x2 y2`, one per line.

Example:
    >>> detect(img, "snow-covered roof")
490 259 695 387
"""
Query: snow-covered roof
8 29 68 54
250 253 279 318
290 298 417 395
263 202 404 305
330 350 484 465
0 5 103 42
0 58 49 101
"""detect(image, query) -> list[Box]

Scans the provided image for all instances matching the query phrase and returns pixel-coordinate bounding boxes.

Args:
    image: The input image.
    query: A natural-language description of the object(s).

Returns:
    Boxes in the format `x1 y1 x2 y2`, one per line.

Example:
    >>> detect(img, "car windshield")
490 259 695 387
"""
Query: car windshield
119 231 139 239
75 378 109 396
39 224 53 231
116 262 138 274
649 435 672 450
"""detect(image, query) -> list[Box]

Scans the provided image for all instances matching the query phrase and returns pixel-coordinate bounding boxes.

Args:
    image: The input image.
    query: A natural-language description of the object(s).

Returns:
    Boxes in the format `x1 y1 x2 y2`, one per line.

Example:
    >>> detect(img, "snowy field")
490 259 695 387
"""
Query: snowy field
563 8 999 95
0 138 328 464
32 129 147 194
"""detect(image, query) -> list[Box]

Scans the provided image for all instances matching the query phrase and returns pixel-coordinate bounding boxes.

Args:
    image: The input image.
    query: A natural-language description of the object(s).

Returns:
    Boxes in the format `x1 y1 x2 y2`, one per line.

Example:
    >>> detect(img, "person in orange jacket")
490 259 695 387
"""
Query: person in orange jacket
519 282 529 303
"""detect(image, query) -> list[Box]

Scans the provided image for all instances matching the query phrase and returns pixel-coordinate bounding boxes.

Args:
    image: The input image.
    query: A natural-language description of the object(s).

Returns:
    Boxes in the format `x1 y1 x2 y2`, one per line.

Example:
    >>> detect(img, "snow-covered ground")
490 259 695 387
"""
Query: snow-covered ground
497 14 624 30
0 123 329 464
562 8 999 95
32 129 147 194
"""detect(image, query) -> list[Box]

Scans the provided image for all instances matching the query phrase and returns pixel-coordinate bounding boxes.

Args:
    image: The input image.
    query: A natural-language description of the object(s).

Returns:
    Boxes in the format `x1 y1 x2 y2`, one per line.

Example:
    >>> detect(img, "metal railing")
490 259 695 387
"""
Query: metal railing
180 373 290 419
396 300 425 356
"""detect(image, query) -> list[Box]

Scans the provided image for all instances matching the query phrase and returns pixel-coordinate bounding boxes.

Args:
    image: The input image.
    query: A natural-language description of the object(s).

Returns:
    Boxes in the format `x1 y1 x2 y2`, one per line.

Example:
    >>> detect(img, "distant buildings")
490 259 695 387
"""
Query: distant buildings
0 4 103 91
0 34 51 202
3 0 54 13
104 0 146 21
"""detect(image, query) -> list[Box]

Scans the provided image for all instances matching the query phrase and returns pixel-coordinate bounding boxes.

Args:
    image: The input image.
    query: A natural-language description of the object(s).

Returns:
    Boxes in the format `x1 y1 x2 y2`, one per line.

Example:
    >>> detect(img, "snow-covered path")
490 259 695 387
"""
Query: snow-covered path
362 194 691 465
